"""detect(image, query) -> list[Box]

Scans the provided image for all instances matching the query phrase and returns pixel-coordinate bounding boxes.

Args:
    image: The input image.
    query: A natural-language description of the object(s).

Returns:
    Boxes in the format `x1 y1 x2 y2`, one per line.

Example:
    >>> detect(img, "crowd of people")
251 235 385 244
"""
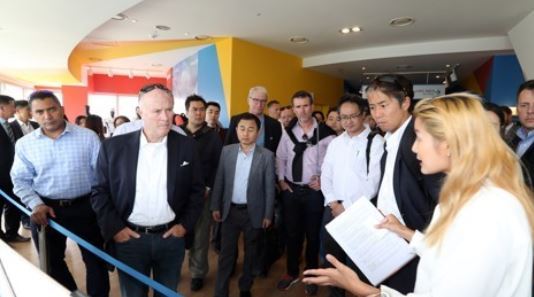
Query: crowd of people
0 75 532 297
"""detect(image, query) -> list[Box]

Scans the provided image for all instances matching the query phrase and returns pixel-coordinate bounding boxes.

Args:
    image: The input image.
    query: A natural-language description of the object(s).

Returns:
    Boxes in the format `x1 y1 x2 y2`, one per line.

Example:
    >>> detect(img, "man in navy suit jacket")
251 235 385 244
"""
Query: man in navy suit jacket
10 100 39 141
366 75 443 294
91 84 204 297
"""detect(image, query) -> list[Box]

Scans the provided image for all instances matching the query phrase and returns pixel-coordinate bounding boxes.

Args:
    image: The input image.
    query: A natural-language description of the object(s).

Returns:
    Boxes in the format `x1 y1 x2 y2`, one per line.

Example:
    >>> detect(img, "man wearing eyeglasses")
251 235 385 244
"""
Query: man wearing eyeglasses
276 90 336 296
320 94 384 297
366 75 442 294
225 86 282 153
91 84 204 297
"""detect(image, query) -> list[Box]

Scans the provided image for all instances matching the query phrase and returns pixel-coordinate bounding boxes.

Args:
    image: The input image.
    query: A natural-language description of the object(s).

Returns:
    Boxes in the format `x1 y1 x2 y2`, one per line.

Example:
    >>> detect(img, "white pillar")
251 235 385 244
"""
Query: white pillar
508 10 534 80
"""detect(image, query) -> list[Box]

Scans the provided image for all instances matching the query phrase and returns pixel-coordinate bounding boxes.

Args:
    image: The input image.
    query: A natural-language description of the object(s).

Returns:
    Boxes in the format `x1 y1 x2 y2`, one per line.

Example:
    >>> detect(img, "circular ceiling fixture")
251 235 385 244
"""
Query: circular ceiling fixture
351 26 361 32
290 36 309 44
112 13 127 21
194 35 212 40
389 17 415 27
339 27 351 34
155 25 171 31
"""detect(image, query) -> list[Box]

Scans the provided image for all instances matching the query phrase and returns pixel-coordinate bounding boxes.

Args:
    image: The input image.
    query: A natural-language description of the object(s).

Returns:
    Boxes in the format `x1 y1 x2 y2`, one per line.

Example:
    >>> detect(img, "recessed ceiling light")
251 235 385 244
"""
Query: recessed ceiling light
155 25 171 31
339 27 351 34
194 35 212 40
445 64 451 68
184 32 189 36
151 63 163 67
389 17 415 27
289 36 309 44
351 26 361 32
112 13 127 21
366 76 370 80
107 69 113 77
435 75 441 79
130 19 138 23
361 66 366 71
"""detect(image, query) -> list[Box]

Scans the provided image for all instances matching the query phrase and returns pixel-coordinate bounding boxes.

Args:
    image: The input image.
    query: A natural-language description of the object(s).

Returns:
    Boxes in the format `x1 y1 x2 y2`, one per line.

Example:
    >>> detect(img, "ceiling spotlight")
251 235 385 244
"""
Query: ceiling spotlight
128 70 133 79
340 27 351 34
194 35 212 40
107 69 113 78
150 30 159 39
155 25 171 31
145 71 151 79
184 32 189 36
435 75 441 79
361 66 366 71
289 36 309 44
112 13 127 21
130 19 138 23
151 63 163 67
351 26 361 32
445 64 451 68
366 76 370 80
389 17 415 27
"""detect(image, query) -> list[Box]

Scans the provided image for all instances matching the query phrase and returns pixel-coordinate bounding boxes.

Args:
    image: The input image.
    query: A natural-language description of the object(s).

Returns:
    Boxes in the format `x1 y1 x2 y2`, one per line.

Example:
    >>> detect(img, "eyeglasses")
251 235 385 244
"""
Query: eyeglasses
139 83 173 97
339 112 363 121
249 97 267 104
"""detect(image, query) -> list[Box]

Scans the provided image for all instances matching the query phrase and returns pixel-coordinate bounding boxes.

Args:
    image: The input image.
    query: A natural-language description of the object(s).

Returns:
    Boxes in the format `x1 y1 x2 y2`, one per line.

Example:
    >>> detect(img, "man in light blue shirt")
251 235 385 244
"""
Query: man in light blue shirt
211 113 275 297
10 90 109 297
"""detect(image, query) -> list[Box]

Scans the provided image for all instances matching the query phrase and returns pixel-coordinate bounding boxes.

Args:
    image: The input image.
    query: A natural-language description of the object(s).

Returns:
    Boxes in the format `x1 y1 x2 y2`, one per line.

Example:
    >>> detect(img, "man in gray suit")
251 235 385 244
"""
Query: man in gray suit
211 112 276 297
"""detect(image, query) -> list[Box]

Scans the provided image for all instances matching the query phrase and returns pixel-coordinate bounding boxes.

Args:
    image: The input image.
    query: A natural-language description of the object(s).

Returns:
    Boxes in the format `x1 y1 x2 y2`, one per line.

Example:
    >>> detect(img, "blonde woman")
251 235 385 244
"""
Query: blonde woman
303 93 534 297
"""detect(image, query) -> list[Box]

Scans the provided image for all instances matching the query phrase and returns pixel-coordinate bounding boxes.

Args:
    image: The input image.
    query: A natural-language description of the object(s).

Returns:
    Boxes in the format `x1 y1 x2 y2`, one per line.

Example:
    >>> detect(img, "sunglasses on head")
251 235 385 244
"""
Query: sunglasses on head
139 84 172 96
372 75 409 96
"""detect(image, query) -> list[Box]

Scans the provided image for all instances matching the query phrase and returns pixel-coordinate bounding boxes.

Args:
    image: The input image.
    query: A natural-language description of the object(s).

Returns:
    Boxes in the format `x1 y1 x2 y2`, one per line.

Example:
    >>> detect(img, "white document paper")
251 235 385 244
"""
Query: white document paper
325 198 416 286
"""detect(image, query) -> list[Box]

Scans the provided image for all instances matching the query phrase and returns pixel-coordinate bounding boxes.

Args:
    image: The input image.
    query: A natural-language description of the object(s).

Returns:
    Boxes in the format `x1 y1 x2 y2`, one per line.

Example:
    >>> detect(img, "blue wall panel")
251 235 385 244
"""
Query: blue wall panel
488 55 525 106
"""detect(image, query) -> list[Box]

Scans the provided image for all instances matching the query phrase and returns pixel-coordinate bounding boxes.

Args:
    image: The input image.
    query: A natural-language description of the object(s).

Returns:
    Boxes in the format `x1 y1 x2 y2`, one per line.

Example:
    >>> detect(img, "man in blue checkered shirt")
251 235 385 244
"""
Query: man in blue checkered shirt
10 90 110 297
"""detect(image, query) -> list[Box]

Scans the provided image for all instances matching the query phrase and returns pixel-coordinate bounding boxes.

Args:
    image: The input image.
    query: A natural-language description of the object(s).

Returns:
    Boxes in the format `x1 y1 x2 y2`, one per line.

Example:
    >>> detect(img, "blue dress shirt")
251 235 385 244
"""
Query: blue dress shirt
516 127 534 158
231 145 255 204
10 122 101 210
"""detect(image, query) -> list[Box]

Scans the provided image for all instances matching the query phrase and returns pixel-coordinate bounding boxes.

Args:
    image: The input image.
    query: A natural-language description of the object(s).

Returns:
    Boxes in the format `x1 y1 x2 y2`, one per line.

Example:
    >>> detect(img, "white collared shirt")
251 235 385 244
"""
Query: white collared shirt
377 116 412 225
128 132 175 226
16 118 35 135
321 128 384 208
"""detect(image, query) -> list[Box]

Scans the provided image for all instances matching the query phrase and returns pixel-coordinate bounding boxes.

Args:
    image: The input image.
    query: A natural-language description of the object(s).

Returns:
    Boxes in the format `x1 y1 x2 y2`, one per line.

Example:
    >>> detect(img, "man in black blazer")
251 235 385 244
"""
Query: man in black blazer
91 84 204 297
224 86 282 152
366 75 443 294
10 100 39 230
510 80 534 188
10 100 39 141
0 95 30 243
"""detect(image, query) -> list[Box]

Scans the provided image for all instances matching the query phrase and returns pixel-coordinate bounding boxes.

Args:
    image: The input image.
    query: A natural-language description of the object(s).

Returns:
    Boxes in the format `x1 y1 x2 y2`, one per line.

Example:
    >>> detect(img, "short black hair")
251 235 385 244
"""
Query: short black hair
75 115 87 125
113 115 130 127
483 102 505 127
14 100 29 109
0 95 15 106
327 107 338 117
206 101 221 111
366 74 414 110
29 90 61 107
280 105 292 112
501 105 512 116
237 112 261 130
185 94 206 111
291 90 313 105
517 80 534 100
312 110 324 119
337 94 368 115
267 100 280 108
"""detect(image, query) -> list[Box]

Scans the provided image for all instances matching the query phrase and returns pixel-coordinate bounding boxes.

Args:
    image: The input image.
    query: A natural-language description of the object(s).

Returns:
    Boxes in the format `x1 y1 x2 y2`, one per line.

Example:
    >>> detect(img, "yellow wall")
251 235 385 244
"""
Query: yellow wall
229 38 343 115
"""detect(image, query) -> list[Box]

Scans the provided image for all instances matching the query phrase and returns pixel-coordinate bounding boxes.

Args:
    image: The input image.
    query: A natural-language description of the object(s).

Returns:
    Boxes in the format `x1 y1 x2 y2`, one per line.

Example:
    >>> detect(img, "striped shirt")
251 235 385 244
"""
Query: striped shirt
11 122 101 210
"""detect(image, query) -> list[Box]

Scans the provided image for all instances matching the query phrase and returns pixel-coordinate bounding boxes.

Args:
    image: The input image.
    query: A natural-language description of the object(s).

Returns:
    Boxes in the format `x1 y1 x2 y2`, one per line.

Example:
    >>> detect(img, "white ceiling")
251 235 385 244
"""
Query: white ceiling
1 0 533 85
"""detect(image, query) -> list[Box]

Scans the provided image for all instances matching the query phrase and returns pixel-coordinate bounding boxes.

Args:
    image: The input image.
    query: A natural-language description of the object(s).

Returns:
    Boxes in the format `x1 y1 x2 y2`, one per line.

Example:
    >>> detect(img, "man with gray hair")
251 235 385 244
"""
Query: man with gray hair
91 83 204 297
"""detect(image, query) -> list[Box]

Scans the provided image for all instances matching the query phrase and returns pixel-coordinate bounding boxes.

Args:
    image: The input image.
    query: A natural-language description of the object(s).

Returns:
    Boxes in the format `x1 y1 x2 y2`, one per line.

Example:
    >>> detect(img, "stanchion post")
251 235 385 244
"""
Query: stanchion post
38 225 49 274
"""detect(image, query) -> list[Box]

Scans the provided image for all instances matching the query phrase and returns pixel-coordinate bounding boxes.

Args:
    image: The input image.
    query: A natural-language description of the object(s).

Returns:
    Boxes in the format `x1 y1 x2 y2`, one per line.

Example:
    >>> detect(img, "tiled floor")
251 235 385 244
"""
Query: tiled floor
10 228 330 297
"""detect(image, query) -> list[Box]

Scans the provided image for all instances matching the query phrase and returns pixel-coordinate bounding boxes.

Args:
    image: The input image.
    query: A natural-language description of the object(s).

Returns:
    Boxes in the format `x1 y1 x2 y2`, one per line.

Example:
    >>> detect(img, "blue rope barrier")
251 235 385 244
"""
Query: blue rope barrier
0 189 183 297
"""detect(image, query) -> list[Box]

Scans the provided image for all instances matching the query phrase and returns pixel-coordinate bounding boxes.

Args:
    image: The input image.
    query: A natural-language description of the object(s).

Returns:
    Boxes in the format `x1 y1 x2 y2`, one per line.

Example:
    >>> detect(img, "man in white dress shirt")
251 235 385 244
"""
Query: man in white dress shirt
320 94 384 297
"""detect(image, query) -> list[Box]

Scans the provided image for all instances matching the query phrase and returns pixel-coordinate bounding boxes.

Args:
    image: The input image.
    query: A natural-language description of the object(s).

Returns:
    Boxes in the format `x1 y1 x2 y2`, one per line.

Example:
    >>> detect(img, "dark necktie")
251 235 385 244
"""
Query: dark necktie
379 142 388 181
2 121 15 144
292 134 310 182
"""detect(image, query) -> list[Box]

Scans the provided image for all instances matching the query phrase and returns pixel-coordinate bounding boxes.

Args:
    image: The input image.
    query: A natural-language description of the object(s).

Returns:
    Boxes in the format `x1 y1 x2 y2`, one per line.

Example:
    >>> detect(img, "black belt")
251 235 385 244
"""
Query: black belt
231 203 247 210
41 194 90 208
285 179 310 190
126 222 172 234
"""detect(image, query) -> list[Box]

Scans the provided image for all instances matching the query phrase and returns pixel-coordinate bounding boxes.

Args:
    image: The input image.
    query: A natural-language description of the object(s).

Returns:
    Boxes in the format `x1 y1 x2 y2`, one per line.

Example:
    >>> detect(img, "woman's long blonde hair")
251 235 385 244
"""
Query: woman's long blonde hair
413 93 534 246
